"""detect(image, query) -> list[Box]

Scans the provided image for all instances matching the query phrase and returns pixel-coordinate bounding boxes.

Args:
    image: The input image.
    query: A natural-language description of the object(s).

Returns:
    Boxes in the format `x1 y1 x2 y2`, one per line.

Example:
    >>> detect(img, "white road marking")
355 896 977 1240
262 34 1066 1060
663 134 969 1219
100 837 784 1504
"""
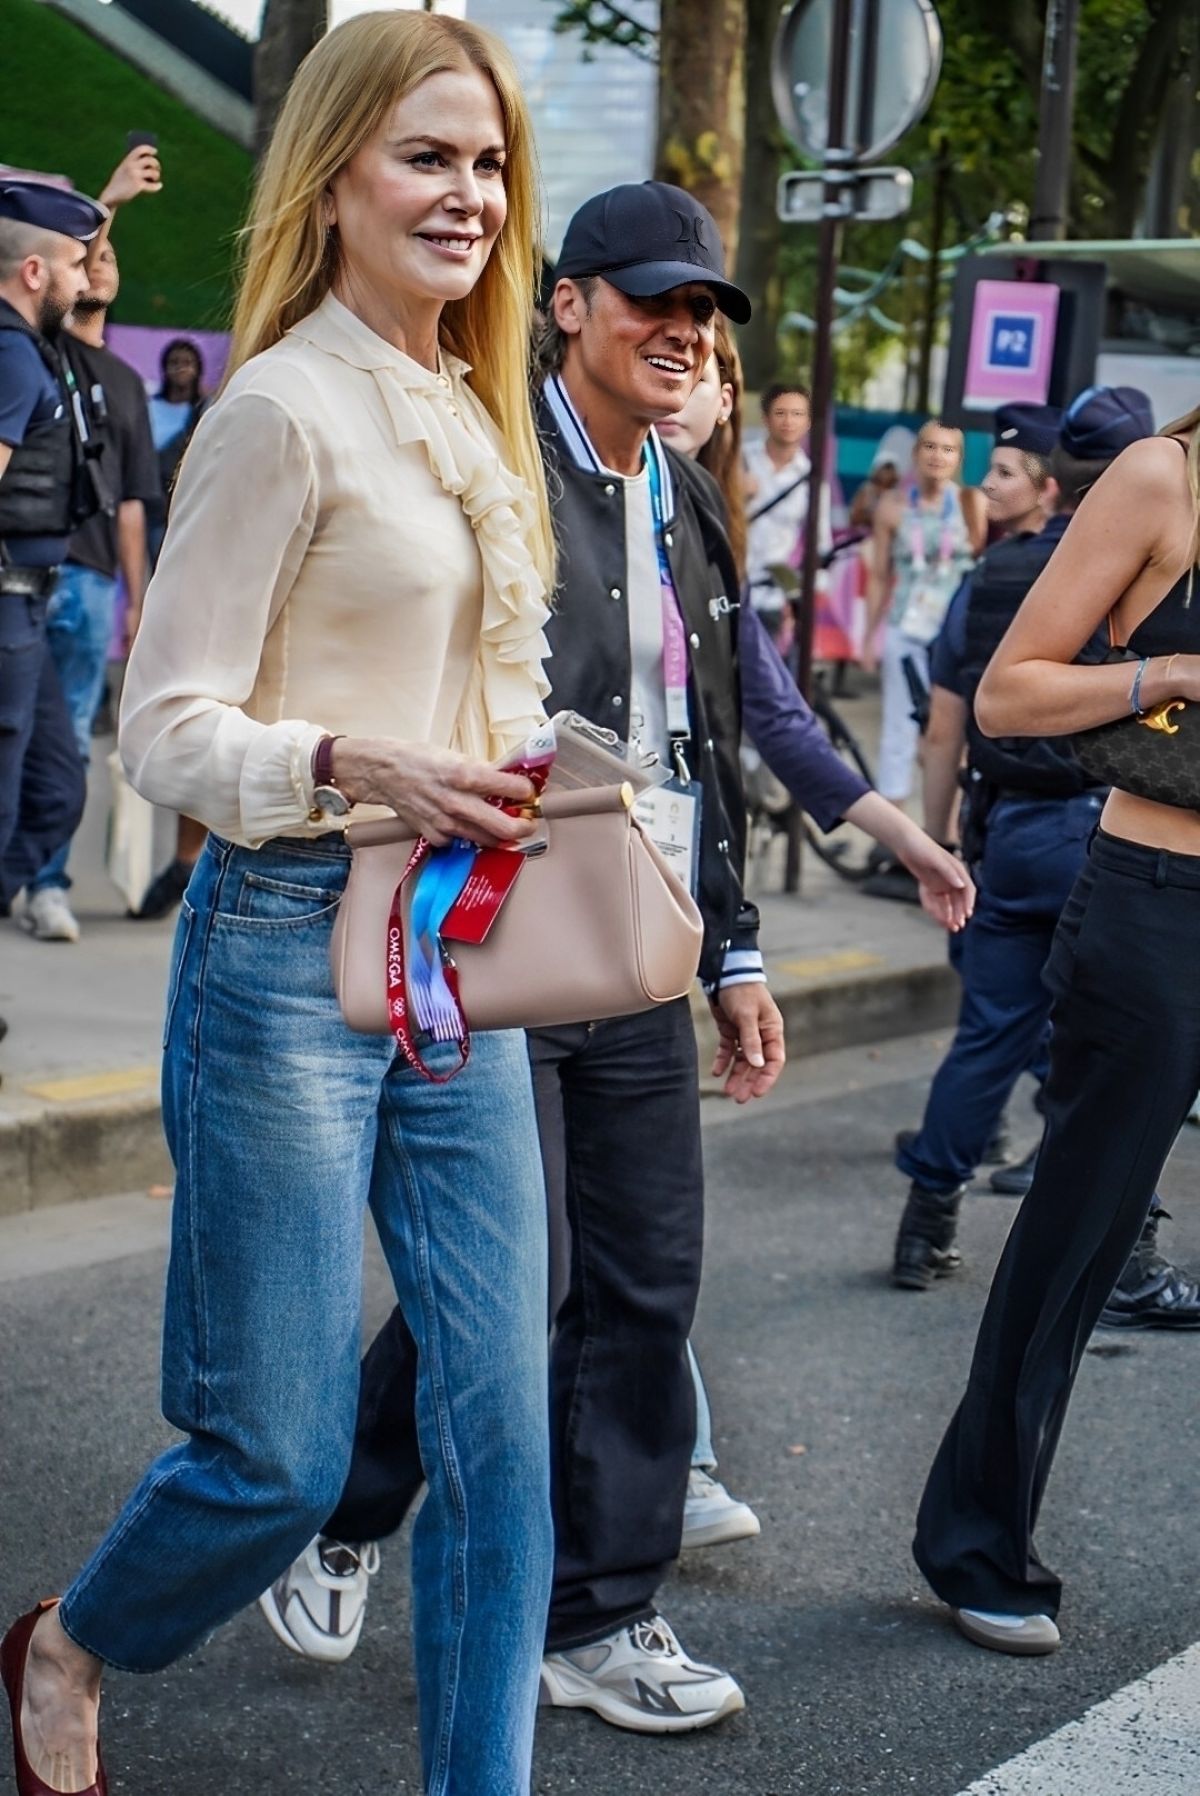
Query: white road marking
956 1641 1200 1794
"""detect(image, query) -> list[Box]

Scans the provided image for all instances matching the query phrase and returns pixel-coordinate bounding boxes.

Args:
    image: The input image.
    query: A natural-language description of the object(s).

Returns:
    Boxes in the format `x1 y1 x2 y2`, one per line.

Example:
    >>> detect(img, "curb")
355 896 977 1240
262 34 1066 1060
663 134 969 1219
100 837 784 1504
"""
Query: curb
1 962 958 1218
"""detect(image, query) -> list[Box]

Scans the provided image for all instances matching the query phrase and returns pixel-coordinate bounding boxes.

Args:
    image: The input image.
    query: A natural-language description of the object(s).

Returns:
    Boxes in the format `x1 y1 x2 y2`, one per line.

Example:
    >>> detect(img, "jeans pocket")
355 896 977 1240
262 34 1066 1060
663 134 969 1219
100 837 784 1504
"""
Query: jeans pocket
163 897 198 1051
224 868 343 928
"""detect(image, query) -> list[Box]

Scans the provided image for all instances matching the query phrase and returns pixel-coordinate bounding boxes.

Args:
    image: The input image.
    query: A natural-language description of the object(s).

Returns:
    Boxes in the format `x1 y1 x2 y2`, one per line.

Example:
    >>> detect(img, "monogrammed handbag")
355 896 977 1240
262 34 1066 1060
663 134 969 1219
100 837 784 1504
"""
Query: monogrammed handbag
1073 643 1200 812
331 782 704 1077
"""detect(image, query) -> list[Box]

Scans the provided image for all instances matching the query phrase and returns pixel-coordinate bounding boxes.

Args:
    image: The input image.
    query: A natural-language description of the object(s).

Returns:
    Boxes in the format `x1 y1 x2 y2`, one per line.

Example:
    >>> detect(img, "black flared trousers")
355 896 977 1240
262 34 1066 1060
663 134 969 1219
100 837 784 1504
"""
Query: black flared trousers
914 828 1200 1618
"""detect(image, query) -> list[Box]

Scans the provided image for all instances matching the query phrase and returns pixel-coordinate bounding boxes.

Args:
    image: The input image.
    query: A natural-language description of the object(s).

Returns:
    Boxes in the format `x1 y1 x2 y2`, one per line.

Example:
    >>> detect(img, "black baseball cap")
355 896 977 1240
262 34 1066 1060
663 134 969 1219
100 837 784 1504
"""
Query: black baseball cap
555 181 752 325
0 179 106 243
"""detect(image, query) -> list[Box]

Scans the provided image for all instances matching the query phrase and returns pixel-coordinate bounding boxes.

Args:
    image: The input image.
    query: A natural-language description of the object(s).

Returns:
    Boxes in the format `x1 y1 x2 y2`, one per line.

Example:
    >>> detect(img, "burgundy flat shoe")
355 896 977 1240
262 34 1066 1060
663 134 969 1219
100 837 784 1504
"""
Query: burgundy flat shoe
0 1601 105 1796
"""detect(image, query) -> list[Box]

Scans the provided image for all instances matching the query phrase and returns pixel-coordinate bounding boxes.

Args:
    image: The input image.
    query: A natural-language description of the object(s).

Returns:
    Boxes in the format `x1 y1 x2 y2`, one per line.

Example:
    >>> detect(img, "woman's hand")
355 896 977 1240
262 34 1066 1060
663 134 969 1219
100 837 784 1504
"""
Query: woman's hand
332 738 538 848
899 834 975 933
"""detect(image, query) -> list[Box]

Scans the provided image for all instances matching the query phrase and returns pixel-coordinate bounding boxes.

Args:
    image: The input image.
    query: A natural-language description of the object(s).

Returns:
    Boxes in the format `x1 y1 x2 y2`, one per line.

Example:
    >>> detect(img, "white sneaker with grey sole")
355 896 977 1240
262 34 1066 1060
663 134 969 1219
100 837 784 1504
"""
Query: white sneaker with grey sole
540 1614 745 1733
682 1468 761 1550
258 1536 380 1663
14 886 80 942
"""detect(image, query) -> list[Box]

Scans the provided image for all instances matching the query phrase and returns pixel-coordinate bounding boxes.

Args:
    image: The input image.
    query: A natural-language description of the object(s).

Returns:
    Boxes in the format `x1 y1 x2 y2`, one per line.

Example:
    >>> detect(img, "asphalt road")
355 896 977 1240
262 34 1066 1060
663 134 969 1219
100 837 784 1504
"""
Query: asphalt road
3 1030 1200 1796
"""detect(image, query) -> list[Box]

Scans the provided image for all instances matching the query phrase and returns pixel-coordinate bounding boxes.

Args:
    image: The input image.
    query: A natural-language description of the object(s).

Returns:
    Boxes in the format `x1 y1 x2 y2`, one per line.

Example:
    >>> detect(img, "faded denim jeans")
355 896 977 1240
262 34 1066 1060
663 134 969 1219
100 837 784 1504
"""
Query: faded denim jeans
58 833 553 1795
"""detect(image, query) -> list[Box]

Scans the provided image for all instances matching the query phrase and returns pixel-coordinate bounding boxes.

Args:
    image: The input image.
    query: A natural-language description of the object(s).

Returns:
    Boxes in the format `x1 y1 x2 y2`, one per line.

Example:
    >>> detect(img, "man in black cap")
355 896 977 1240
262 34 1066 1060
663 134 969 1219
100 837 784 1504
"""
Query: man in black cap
0 179 106 1045
259 181 783 1732
890 389 1200 1327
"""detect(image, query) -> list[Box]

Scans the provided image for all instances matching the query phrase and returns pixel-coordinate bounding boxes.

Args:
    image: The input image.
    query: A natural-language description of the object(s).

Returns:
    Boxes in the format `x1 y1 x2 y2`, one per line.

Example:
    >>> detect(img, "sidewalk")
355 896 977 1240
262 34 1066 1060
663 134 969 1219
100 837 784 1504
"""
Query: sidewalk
0 709 957 1213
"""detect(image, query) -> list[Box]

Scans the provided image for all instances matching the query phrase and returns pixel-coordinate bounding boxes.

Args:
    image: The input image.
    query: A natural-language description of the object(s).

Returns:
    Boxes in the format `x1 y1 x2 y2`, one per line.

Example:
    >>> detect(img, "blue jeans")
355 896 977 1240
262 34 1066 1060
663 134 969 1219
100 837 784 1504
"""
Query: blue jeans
898 792 1103 1194
58 834 553 1796
0 588 86 909
688 1344 716 1470
31 562 118 892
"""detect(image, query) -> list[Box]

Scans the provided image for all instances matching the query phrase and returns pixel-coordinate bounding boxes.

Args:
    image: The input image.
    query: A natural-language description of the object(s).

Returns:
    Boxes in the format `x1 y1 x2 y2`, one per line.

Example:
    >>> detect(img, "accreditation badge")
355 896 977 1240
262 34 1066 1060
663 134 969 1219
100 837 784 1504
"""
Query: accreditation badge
634 777 703 897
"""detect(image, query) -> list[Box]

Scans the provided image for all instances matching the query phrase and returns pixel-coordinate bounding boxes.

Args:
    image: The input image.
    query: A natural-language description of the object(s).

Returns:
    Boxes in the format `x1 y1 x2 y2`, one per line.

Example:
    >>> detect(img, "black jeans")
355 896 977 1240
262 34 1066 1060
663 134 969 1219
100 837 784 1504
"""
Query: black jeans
326 997 705 1650
914 829 1200 1618
0 589 86 909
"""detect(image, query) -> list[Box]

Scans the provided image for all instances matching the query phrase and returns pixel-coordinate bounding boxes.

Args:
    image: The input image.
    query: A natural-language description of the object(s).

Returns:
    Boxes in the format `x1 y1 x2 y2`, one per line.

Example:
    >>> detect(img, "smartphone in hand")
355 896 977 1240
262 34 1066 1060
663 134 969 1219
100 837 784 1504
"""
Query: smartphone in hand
126 130 159 152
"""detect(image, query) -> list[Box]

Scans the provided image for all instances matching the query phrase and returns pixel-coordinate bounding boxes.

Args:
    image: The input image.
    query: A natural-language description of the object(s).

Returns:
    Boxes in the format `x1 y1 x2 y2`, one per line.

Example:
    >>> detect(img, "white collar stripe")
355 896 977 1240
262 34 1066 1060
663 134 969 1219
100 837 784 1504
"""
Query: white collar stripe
545 374 675 522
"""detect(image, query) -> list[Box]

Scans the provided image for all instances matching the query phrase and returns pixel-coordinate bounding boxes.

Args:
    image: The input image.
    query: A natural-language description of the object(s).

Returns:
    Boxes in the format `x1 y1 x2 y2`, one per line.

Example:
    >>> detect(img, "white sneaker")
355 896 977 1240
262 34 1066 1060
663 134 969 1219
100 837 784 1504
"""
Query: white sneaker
14 886 80 942
258 1536 380 1663
953 1607 1061 1656
540 1614 745 1733
681 1468 761 1550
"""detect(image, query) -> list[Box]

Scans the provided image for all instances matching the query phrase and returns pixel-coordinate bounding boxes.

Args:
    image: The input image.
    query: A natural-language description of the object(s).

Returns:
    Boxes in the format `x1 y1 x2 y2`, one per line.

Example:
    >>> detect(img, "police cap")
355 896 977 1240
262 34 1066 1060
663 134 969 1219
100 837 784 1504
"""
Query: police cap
994 403 1062 458
1060 385 1155 459
0 180 107 244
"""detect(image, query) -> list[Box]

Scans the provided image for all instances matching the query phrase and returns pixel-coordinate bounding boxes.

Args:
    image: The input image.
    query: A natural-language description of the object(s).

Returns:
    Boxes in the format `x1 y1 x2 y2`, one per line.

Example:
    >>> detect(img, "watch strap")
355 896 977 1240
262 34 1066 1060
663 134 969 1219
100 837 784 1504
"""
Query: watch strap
312 733 345 791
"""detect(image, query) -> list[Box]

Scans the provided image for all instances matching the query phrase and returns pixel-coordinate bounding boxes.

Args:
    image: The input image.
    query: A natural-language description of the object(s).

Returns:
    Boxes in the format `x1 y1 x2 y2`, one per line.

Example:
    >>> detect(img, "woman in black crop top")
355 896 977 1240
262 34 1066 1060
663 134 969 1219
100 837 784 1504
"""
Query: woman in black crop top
910 403 1200 1659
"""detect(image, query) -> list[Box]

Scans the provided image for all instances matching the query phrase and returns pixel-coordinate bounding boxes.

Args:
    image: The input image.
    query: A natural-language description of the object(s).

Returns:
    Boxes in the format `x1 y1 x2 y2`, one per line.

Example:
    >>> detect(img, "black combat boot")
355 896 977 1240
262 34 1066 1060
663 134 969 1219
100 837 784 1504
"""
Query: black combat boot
1098 1208 1200 1329
892 1184 966 1291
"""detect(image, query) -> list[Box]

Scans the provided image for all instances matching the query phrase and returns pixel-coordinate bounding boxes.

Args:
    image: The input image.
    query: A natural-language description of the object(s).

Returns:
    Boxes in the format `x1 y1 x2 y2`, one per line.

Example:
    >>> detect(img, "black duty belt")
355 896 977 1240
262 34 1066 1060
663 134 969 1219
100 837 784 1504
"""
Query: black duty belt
0 564 59 599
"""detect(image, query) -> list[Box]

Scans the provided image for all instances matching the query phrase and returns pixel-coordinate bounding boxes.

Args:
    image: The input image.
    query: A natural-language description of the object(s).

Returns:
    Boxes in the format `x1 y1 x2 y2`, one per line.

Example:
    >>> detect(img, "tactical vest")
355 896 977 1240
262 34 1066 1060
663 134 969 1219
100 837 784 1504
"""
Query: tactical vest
961 527 1102 799
0 306 95 546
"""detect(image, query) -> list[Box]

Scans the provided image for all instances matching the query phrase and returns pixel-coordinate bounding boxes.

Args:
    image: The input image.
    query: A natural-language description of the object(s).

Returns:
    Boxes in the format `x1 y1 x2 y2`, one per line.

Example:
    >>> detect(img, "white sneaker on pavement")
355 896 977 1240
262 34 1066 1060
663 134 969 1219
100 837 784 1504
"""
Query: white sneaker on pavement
258 1536 380 1663
681 1468 761 1550
14 886 80 943
539 1614 745 1733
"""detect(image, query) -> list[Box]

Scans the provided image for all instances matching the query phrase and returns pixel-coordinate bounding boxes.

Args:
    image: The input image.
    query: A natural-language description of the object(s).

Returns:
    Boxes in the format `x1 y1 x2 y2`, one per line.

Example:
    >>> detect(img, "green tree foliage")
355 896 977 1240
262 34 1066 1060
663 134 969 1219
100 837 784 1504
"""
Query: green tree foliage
548 0 1200 395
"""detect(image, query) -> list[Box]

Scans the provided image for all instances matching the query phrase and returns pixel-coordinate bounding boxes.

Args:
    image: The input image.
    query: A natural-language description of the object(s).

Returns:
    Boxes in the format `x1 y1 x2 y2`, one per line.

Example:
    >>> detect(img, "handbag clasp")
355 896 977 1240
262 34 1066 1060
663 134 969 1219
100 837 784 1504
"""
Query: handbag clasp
1138 700 1186 735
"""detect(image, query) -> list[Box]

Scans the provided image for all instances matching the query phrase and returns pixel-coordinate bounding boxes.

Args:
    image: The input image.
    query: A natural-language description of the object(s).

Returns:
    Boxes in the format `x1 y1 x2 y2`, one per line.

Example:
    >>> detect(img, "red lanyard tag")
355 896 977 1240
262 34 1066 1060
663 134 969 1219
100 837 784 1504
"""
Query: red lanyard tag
441 846 526 945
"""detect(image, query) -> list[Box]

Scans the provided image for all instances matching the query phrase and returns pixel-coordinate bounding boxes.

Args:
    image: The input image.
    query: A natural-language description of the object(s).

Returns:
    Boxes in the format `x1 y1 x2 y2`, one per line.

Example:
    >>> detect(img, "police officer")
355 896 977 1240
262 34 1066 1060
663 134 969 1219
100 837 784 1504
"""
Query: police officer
0 180 107 1030
890 390 1200 1324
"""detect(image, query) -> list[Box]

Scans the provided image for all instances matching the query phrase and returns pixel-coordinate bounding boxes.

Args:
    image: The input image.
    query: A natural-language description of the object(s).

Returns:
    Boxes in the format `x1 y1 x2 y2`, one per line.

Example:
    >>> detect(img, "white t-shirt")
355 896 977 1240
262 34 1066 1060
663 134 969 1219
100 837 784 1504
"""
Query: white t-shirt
743 439 832 611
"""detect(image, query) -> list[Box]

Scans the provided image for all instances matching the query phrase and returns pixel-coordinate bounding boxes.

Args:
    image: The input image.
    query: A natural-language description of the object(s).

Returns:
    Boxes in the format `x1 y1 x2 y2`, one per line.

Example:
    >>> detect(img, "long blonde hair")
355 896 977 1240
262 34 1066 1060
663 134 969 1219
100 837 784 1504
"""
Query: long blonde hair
228 10 553 587
1162 403 1200 569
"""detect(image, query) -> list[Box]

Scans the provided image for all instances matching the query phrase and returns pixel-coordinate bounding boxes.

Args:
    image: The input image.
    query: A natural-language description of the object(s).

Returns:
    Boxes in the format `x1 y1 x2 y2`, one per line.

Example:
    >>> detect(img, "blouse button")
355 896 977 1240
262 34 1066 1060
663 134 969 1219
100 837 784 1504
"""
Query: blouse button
438 374 451 388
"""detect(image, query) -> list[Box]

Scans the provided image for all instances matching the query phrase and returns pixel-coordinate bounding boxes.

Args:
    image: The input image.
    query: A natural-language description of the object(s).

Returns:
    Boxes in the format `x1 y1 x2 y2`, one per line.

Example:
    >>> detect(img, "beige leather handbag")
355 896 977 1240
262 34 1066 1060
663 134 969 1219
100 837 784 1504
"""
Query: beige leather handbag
331 783 704 1051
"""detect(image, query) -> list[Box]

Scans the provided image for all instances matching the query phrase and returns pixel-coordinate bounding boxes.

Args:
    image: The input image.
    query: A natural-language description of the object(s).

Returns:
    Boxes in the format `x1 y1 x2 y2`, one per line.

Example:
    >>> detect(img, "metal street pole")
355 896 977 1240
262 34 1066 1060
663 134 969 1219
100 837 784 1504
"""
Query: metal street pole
1029 0 1080 241
785 0 857 892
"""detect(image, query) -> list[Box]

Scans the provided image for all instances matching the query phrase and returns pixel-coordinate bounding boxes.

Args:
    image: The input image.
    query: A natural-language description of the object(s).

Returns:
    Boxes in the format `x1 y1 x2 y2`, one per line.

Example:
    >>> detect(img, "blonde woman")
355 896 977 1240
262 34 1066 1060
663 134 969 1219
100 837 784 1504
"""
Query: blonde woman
865 420 987 803
0 14 556 1794
914 402 1200 1656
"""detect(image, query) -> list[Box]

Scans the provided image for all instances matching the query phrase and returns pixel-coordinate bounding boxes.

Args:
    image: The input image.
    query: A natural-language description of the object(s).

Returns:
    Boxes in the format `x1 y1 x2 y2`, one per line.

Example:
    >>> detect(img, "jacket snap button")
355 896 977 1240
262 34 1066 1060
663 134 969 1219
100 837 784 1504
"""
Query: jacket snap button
612 694 623 707
610 587 622 600
689 632 700 648
705 737 714 750
604 483 616 496
665 531 674 547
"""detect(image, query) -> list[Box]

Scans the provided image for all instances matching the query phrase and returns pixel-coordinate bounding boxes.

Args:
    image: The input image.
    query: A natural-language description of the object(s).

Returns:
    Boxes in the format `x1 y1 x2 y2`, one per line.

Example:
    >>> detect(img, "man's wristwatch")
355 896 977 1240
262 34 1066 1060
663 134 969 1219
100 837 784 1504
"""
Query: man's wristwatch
309 733 351 821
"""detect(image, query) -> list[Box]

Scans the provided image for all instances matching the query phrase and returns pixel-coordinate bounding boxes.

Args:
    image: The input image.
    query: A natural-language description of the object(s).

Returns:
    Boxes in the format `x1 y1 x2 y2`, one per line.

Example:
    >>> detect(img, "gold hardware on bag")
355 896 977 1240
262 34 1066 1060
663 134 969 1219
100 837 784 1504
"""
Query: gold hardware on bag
619 781 635 810
1137 700 1186 735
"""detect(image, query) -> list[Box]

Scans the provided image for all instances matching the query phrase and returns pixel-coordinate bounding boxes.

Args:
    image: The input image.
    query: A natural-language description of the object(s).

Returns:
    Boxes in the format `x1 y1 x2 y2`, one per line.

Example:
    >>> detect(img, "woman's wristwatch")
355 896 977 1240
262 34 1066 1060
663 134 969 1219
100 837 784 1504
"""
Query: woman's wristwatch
309 733 351 821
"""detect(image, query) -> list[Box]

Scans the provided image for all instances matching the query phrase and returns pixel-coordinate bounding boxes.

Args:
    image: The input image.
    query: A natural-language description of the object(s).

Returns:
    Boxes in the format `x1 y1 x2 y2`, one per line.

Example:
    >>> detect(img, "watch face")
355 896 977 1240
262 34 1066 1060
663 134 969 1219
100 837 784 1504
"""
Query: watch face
314 784 351 818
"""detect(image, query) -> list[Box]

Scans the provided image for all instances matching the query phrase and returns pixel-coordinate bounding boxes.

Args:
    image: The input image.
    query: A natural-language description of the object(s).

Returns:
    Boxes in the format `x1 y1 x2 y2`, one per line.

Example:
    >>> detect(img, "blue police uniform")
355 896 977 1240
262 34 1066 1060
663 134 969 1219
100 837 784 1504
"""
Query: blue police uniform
0 179 105 909
896 509 1104 1196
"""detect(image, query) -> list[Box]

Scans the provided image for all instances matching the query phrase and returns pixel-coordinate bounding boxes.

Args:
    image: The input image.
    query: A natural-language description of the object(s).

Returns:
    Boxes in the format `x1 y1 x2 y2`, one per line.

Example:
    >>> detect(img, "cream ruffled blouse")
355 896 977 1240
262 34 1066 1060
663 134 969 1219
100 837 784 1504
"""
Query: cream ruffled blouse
120 291 551 846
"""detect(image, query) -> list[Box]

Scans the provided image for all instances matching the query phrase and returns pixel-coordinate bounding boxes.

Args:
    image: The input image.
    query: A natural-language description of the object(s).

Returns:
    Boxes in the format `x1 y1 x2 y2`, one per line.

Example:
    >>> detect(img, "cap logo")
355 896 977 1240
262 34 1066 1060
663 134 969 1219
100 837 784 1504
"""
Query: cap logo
675 212 706 263
1000 427 1018 439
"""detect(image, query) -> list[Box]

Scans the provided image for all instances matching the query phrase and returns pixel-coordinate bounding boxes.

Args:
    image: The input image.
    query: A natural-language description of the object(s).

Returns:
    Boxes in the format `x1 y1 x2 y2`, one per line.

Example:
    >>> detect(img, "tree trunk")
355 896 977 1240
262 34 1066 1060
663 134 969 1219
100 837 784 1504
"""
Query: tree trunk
734 0 784 390
654 0 747 267
254 0 329 158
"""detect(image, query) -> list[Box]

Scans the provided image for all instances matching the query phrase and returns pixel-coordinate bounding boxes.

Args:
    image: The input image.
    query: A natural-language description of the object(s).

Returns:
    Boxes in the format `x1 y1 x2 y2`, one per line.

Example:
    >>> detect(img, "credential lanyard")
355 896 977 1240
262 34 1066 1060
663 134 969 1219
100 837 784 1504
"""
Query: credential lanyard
645 444 692 783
